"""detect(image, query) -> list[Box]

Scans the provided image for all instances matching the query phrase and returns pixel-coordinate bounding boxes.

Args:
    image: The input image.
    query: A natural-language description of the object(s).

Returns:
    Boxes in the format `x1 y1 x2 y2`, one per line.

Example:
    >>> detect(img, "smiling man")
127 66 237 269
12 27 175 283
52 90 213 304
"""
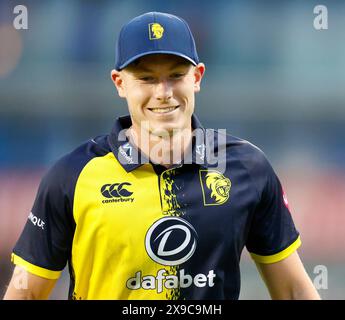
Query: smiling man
111 53 204 166
4 12 320 300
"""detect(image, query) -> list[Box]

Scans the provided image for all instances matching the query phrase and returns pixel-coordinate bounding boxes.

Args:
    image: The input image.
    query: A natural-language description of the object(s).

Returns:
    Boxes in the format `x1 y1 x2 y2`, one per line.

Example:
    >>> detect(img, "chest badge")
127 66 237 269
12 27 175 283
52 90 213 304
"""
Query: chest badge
199 170 231 206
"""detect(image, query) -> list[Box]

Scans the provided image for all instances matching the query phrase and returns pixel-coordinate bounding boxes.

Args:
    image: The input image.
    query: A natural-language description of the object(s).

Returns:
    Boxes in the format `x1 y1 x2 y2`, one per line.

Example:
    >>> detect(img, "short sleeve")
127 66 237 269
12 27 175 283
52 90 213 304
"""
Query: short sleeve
245 155 301 264
12 159 76 279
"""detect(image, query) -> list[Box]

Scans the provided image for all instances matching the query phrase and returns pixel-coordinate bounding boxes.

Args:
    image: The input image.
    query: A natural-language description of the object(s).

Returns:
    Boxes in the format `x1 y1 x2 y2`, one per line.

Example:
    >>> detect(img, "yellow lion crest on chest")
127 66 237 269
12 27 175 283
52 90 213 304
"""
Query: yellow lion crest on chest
205 172 231 204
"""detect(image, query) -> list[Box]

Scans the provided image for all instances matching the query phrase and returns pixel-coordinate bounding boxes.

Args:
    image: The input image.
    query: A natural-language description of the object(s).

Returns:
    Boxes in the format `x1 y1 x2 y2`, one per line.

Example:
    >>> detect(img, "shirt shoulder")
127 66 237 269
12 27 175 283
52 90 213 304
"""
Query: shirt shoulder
36 134 112 209
212 129 271 170
47 134 111 180
227 134 270 168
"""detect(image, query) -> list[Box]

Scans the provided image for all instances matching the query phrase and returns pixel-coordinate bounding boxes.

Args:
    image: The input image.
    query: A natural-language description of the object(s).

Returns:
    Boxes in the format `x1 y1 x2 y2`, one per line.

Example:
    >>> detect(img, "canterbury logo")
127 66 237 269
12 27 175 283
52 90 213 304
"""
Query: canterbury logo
199 170 231 206
149 23 164 40
101 183 133 198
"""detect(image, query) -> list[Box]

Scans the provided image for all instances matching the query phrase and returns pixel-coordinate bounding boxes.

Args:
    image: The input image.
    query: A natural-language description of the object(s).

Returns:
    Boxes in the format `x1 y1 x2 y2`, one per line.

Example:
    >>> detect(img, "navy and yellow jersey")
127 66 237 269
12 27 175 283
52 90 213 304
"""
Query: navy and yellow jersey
12 114 301 300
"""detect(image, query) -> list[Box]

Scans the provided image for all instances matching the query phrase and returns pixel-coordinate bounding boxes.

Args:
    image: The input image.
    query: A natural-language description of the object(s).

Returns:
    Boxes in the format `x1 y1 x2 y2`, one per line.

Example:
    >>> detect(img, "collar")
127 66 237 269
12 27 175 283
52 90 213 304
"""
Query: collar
107 114 211 172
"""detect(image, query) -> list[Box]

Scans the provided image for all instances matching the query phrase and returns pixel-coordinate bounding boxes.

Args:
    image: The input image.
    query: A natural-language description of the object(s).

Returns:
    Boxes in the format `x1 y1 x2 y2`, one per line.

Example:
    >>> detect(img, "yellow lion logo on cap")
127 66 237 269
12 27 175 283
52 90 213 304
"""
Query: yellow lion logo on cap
149 23 164 40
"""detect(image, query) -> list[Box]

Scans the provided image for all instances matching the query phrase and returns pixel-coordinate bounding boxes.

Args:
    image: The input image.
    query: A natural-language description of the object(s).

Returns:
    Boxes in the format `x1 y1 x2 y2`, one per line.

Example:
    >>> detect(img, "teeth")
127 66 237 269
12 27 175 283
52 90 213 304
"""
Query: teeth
150 106 177 113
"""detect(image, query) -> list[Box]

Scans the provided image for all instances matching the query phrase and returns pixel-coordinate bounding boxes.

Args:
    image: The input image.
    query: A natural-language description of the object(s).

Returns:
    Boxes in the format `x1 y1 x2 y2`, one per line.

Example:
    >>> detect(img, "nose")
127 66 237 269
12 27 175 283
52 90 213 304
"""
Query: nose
154 80 172 102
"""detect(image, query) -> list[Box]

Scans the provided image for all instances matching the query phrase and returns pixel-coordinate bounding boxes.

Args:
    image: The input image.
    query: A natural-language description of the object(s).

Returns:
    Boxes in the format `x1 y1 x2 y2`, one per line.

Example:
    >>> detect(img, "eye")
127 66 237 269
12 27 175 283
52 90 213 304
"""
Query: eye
170 73 185 79
139 76 155 82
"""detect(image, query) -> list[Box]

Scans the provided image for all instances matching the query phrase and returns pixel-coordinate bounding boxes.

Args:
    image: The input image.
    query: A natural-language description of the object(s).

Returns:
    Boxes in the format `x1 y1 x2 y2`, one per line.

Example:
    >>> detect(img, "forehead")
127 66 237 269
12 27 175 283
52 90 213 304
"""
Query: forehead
125 54 192 72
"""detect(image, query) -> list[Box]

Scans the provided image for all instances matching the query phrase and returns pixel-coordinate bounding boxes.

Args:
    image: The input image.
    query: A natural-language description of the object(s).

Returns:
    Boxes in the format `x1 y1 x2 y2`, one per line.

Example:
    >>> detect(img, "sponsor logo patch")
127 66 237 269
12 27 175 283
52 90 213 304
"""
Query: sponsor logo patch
28 212 45 230
126 216 216 293
145 216 197 266
101 182 134 203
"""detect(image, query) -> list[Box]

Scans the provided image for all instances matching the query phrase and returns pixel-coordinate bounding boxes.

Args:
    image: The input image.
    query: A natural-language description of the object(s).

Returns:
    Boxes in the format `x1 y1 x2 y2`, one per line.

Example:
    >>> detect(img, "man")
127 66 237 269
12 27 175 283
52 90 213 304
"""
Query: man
4 12 320 300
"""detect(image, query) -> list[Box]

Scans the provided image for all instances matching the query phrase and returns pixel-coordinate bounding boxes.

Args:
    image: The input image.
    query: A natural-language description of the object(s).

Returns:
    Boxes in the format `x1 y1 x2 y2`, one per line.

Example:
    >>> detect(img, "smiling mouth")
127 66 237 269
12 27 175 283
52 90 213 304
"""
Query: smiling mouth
148 106 179 114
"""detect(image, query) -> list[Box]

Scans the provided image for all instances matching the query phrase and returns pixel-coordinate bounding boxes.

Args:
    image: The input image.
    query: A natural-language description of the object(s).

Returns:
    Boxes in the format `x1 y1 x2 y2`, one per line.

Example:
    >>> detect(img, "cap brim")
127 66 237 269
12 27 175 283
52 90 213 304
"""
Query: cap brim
117 51 198 70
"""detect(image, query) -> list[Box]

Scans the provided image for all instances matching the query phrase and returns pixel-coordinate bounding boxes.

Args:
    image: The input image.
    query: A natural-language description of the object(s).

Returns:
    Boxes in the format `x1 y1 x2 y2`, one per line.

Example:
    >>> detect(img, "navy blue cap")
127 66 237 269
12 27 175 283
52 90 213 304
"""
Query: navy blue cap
115 12 199 70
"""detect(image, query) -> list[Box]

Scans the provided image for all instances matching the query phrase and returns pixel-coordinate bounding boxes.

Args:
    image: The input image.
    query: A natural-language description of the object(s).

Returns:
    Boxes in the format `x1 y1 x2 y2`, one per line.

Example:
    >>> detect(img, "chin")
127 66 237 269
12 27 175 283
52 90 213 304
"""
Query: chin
150 126 175 137
149 116 191 136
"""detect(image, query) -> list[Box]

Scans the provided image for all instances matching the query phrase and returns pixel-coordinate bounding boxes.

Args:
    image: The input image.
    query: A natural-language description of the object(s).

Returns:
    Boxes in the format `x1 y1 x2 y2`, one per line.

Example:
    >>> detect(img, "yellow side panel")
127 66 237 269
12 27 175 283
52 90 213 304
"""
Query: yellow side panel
72 153 175 299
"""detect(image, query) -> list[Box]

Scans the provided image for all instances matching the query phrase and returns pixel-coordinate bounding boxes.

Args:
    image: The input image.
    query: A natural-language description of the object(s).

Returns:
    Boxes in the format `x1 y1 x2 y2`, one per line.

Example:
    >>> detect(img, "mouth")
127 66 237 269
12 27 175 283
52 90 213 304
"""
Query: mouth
147 105 179 114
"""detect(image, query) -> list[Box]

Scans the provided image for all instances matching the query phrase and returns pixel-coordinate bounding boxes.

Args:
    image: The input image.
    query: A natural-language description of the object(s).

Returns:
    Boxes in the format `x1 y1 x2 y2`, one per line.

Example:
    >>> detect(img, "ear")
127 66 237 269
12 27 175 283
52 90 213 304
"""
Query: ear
193 63 205 93
110 69 126 98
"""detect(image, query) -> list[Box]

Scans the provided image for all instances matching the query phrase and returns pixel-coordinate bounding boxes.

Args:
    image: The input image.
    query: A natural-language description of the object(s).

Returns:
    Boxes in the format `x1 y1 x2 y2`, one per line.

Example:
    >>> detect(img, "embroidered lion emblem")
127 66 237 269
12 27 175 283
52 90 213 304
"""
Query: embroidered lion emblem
205 172 231 204
150 23 164 39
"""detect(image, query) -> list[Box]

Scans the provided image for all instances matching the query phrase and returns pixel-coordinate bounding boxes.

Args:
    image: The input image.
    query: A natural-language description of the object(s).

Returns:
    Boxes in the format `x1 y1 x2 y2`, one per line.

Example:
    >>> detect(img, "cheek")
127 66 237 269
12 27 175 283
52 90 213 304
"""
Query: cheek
175 80 195 102
126 85 151 110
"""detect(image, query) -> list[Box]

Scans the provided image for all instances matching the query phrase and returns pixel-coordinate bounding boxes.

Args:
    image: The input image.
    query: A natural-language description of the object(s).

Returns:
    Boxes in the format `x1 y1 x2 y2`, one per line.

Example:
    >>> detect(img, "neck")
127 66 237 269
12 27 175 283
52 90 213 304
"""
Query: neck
126 125 192 168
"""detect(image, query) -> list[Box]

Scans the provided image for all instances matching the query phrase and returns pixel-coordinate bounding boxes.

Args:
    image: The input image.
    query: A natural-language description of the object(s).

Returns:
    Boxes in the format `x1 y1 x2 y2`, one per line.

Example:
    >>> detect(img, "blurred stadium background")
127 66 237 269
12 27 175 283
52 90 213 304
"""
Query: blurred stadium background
1 0 344 299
